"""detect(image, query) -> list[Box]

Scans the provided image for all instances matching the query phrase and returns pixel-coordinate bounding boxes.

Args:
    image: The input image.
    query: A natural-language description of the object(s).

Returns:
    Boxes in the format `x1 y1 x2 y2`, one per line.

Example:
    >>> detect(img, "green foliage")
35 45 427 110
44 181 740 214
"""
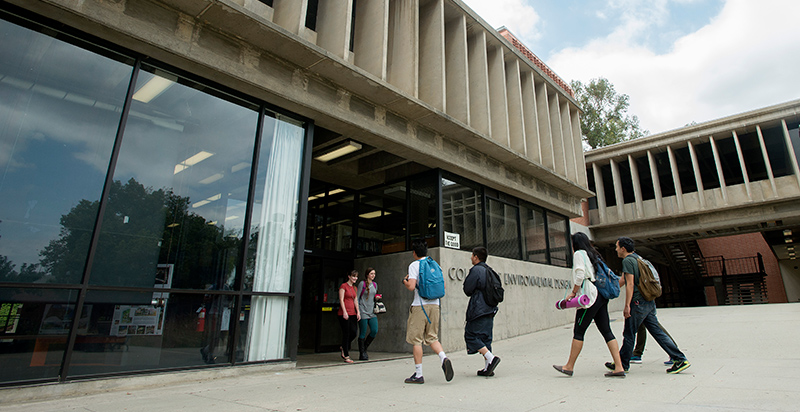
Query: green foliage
570 78 647 149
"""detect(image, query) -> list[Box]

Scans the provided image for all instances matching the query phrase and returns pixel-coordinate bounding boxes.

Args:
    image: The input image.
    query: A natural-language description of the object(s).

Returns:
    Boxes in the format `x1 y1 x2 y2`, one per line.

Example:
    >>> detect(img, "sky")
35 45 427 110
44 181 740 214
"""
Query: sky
461 0 800 136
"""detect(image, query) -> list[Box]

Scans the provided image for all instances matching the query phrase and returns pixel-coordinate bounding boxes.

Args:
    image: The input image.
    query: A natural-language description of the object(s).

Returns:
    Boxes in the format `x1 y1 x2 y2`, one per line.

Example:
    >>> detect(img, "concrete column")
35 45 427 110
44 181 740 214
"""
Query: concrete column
561 100 577 182
549 92 566 176
444 14 469 124
506 59 526 155
610 158 625 219
316 0 353 60
487 45 509 146
387 0 419 97
732 130 752 200
418 0 445 111
536 80 555 170
273 0 308 35
467 31 490 136
756 125 778 197
781 119 800 190
521 71 541 164
667 145 685 212
571 108 587 187
353 0 389 80
628 154 644 218
647 150 664 215
687 140 706 208
592 163 606 224
709 136 729 205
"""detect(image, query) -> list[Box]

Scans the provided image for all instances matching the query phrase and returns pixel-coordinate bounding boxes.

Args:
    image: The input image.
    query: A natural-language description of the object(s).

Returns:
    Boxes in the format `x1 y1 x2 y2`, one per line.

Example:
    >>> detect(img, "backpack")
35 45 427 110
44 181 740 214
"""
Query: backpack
593 259 620 300
480 263 504 307
416 257 445 300
636 256 662 301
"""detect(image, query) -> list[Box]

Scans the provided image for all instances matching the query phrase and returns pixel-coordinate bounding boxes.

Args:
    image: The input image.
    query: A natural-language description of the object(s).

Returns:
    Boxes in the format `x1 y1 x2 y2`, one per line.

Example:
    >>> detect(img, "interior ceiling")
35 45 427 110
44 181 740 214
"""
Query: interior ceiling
310 126 430 190
762 226 799 261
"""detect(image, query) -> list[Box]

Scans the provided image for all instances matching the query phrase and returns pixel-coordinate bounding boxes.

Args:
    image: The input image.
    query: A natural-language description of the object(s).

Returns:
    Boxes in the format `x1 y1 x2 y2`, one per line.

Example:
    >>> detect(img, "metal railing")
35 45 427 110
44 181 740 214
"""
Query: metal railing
702 253 765 277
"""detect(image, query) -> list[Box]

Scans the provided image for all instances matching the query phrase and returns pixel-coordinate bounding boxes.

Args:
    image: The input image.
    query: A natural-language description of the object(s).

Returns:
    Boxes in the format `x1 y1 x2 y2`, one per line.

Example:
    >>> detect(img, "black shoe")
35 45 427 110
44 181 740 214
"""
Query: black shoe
605 362 628 372
404 373 424 384
358 338 368 360
442 358 454 382
485 356 501 375
477 369 495 376
666 360 691 374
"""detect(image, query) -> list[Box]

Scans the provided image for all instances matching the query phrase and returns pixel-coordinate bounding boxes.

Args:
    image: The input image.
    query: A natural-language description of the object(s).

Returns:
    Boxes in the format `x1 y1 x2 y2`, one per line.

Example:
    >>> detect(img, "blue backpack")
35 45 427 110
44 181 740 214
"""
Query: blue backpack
593 259 620 300
417 256 445 300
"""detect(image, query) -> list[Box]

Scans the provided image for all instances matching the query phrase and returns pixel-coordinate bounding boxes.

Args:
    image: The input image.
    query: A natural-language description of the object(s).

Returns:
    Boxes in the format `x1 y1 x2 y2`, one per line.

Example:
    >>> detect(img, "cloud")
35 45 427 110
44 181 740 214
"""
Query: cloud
548 0 800 134
461 0 542 44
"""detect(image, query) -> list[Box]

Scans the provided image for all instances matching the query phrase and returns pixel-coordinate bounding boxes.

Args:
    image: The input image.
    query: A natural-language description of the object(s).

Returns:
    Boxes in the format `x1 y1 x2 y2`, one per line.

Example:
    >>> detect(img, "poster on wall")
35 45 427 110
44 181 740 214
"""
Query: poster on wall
0 303 23 339
38 304 91 335
111 305 165 336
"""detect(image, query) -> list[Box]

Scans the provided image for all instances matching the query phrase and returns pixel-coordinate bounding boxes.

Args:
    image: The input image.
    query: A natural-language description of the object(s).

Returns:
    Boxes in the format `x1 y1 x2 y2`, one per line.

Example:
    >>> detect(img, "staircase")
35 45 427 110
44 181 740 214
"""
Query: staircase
658 241 708 307
703 254 768 305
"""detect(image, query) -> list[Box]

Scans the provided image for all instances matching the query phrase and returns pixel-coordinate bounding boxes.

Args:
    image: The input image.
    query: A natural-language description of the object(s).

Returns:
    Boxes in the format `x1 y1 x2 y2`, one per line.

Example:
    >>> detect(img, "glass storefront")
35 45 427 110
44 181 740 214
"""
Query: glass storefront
0 11 307 385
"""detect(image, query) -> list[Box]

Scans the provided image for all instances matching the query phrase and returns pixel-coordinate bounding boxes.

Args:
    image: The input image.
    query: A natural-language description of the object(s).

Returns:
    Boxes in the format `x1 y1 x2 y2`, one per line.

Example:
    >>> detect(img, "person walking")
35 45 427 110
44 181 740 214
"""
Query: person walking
357 267 379 360
402 239 453 384
553 232 626 378
609 236 691 374
463 247 501 377
338 270 361 364
630 322 680 365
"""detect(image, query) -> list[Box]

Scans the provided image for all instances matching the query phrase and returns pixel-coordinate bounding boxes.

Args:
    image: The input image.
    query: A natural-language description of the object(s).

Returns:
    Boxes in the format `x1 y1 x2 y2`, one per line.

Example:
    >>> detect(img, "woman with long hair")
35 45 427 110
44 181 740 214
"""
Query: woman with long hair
356 267 379 360
553 232 626 377
338 270 361 363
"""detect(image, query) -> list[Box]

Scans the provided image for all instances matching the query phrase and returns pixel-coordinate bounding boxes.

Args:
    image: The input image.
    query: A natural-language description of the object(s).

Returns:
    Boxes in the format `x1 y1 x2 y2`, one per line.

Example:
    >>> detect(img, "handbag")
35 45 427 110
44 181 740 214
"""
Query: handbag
373 293 386 314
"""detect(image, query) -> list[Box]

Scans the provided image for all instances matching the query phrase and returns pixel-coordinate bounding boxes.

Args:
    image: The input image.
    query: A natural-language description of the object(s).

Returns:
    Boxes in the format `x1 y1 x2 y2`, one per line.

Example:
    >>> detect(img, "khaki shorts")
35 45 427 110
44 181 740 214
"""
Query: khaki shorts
405 305 440 346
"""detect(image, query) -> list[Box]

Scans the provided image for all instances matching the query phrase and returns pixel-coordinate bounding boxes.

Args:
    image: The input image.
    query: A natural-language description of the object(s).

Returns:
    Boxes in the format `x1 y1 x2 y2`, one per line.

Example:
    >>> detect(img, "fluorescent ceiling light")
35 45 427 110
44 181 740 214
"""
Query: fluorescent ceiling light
199 173 224 184
192 199 210 208
166 223 180 228
328 188 345 195
784 229 792 236
231 162 250 173
133 75 174 103
174 151 214 175
314 140 362 162
225 215 240 221
359 211 390 219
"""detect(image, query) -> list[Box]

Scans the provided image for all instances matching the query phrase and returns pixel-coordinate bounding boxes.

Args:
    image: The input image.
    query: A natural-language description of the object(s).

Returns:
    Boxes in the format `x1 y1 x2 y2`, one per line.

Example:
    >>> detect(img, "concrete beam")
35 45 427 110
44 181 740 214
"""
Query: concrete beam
667 145 685 212
732 130 753 200
521 71 541 164
647 150 664 215
352 0 388 80
506 59 526 156
444 14 468 124
419 0 445 111
487 45 509 146
467 30 490 136
536 81 554 171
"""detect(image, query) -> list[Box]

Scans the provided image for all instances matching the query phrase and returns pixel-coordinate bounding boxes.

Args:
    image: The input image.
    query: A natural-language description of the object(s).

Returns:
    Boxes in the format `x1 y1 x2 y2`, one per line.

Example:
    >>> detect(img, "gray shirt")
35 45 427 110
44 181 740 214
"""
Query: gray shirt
357 281 377 319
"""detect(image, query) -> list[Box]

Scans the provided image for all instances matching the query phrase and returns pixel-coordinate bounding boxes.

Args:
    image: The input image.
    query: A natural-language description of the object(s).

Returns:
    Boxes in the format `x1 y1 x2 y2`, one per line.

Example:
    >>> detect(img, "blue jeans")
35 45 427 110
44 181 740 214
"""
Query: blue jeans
358 317 378 339
619 300 686 370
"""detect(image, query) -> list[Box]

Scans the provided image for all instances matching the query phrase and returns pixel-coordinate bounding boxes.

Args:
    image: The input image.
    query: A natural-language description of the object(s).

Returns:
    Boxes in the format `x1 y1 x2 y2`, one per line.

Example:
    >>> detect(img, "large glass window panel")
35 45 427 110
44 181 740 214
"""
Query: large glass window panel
521 204 547 264
547 212 569 267
243 295 288 362
442 176 483 252
486 199 521 260
0 17 134 285
88 65 258 289
408 174 438 248
67 291 234 377
0 288 80 384
357 182 407 256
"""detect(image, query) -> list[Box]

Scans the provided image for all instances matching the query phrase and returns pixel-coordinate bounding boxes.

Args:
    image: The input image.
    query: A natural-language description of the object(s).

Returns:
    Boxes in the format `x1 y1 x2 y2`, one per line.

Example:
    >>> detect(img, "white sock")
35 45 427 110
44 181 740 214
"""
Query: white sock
483 358 490 370
415 364 423 377
438 351 447 363
484 351 495 363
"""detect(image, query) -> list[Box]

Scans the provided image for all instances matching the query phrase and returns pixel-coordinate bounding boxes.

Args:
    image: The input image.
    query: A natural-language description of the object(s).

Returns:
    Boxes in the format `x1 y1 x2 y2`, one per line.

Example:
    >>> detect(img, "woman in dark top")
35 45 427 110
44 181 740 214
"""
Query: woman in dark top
338 270 361 363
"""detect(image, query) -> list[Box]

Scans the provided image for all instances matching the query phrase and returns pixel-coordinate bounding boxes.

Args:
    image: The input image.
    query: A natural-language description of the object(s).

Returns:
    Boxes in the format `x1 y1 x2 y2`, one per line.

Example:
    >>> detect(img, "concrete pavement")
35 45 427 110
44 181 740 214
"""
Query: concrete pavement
1 303 799 411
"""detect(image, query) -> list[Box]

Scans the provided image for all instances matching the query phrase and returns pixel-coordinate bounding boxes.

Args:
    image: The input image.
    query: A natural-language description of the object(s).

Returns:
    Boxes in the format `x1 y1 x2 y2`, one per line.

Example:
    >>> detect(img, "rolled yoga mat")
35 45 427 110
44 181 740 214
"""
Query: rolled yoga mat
555 294 591 309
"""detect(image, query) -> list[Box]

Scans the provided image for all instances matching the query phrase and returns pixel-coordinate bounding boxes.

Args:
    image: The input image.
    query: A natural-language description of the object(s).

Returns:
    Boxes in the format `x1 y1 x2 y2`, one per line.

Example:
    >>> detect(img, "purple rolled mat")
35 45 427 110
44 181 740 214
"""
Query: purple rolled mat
555 294 591 310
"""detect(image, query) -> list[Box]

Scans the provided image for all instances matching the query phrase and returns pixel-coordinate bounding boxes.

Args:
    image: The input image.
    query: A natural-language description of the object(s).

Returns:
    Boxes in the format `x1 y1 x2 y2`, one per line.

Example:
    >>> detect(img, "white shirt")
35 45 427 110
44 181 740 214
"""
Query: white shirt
408 259 440 306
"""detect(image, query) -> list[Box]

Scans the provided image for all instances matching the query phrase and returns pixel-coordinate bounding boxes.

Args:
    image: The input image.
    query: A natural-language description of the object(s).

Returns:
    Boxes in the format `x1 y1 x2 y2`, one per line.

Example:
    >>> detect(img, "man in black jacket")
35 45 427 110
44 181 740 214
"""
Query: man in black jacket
463 247 501 377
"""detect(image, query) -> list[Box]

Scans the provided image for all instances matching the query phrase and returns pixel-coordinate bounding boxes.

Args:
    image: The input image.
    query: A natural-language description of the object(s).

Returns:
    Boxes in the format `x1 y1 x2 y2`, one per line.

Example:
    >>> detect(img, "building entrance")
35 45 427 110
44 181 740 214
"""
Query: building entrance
298 253 353 353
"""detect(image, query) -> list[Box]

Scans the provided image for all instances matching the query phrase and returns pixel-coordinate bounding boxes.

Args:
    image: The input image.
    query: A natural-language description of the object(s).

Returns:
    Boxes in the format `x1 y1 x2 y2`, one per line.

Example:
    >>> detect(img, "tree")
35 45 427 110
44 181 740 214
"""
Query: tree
570 78 647 149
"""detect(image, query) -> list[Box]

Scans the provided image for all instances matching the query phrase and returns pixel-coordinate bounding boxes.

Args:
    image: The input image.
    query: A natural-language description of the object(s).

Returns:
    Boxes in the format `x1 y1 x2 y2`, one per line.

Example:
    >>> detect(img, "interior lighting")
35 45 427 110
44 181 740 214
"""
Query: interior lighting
199 173 224 184
133 75 175 103
328 188 345 195
784 229 792 236
314 140 362 162
174 151 215 174
359 211 390 219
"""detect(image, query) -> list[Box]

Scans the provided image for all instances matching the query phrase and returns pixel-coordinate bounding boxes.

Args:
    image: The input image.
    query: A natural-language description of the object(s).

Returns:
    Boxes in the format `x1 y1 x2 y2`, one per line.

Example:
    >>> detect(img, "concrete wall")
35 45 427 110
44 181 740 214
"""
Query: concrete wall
353 247 625 354
779 260 800 303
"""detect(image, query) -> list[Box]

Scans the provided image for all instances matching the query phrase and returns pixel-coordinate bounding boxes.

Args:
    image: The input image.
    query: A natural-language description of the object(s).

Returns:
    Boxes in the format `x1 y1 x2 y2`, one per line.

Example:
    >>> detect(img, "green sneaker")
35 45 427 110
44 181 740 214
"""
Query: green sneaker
666 360 691 374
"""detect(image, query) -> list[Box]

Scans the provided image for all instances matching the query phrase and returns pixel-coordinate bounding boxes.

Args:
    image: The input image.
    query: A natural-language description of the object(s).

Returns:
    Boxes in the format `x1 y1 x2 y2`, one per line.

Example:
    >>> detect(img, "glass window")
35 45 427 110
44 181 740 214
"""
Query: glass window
0 288 80 384
547 212 569 267
486 199 520 260
442 175 483 252
0 17 134 285
88 65 259 289
521 203 547 264
67 291 235 376
358 182 407 256
241 295 288 362
304 184 355 253
408 174 438 247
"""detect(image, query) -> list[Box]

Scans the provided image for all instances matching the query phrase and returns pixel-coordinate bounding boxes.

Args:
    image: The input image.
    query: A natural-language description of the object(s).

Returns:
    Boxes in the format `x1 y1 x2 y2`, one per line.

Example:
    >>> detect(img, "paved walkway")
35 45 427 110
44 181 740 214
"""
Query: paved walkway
2 303 799 411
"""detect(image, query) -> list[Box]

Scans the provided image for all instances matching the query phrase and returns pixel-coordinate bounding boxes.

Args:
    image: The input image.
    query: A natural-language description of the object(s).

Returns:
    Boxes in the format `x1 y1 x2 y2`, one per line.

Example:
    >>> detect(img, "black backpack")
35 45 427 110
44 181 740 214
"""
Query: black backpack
481 263 504 307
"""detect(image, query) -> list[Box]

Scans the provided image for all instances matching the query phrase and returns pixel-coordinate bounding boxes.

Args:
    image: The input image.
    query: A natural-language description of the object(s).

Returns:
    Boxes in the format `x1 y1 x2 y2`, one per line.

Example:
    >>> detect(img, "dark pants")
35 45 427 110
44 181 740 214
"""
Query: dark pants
573 295 616 342
464 314 494 354
619 300 686 370
633 322 675 357
339 316 358 357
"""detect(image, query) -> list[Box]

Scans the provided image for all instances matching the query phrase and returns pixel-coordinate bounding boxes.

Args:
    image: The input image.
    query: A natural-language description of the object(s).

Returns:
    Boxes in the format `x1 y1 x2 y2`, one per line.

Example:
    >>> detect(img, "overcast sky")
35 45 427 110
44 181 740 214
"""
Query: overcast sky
461 0 800 136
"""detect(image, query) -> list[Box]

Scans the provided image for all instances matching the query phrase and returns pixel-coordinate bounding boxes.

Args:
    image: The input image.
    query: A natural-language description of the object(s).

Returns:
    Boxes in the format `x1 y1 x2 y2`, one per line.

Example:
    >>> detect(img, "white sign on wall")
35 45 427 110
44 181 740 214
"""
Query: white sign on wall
444 231 460 249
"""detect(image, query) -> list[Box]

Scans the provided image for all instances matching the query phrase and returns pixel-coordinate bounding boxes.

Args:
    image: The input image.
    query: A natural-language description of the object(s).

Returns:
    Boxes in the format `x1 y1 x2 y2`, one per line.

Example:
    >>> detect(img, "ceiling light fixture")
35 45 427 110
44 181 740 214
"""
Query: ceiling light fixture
132 75 175 103
784 229 792 236
314 140 362 162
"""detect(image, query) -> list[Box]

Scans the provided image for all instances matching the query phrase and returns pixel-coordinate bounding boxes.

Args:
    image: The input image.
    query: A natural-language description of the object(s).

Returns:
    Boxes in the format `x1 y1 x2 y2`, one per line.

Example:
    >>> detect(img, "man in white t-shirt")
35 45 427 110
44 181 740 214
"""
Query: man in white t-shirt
401 239 453 384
